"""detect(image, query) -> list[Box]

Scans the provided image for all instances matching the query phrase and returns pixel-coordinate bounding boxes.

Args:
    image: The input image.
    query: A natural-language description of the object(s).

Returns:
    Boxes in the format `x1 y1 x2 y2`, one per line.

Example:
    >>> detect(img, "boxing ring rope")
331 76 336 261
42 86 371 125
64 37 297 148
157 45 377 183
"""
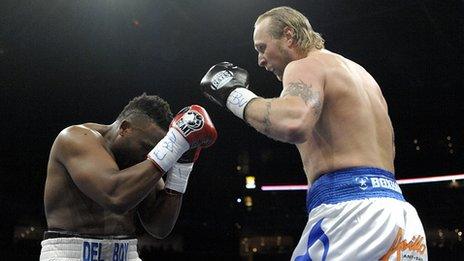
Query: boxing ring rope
260 173 464 191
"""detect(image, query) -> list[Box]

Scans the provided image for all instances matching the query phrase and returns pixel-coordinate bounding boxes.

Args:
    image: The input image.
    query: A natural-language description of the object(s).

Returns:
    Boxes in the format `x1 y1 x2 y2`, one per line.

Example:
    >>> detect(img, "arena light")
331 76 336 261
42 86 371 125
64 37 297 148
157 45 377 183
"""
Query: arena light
261 185 308 191
245 176 256 189
244 196 253 207
397 174 464 185
260 173 464 191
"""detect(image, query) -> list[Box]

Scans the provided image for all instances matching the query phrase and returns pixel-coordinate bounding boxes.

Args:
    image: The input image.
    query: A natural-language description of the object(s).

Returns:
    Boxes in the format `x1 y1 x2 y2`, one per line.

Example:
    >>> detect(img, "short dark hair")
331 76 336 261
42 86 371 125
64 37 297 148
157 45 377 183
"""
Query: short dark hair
117 93 173 130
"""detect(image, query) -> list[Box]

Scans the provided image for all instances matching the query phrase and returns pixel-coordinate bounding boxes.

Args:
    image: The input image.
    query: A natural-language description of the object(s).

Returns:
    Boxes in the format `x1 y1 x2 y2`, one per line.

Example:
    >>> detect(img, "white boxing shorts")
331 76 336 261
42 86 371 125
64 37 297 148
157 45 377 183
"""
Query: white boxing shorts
291 167 427 261
40 230 141 261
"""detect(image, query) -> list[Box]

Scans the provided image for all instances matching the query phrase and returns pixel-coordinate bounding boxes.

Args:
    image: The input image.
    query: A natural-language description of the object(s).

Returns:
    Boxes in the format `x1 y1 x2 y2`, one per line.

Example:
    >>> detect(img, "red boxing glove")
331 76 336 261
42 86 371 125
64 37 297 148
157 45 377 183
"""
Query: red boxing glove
147 105 217 172
173 105 217 164
170 105 217 149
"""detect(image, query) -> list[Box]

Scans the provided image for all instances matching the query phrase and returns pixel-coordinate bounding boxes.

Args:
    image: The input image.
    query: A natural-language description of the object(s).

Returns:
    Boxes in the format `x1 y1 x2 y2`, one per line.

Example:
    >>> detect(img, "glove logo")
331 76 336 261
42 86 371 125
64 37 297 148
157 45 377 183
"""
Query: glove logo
176 111 204 136
211 70 233 90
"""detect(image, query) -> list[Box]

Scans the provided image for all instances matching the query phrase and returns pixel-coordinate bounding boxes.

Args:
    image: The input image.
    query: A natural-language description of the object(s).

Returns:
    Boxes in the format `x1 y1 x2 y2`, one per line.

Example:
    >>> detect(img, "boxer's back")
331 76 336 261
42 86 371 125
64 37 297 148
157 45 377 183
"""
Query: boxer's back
44 124 136 235
297 50 395 183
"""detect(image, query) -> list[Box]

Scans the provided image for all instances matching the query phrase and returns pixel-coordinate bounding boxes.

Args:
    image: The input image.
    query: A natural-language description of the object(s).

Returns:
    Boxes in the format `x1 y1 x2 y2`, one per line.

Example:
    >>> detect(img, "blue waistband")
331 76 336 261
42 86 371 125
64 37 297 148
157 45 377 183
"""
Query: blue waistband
306 167 404 213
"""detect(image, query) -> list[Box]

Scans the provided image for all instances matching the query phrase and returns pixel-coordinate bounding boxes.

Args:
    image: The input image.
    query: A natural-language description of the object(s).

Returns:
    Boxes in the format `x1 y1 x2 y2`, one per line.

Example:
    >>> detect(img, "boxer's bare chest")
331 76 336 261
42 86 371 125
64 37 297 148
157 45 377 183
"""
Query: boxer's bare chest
46 164 136 235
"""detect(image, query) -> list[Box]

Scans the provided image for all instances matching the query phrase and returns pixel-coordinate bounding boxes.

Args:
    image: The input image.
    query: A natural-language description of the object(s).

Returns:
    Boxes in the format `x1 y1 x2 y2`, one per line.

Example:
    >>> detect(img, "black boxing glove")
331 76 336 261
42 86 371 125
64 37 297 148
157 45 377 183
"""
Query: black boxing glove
200 62 258 120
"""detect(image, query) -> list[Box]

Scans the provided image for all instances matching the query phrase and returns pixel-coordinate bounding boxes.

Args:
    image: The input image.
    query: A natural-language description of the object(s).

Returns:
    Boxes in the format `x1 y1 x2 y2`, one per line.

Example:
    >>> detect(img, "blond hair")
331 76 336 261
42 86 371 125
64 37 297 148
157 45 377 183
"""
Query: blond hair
255 6 325 52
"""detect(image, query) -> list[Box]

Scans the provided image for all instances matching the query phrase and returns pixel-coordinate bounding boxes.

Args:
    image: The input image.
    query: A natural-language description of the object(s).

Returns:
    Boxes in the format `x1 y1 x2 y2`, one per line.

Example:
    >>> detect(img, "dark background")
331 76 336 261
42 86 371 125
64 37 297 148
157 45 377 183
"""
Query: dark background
1 0 463 260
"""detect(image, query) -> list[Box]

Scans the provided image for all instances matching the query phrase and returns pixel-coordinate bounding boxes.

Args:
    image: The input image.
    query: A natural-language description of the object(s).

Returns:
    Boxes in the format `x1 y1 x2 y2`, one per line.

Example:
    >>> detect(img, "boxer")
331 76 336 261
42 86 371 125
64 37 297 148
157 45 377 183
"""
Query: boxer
200 6 427 260
40 94 217 260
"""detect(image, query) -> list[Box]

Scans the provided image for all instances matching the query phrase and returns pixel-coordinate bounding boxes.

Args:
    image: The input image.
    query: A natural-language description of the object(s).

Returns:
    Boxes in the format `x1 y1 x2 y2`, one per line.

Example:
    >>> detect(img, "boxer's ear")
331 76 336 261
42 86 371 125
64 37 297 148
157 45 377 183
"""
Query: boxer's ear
119 120 132 136
283 26 295 46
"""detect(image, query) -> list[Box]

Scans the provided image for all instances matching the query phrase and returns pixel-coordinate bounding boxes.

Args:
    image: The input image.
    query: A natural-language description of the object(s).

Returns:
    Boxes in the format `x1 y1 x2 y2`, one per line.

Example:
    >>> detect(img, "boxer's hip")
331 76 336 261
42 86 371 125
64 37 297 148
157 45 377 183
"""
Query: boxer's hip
306 166 404 213
40 230 141 261
292 167 427 260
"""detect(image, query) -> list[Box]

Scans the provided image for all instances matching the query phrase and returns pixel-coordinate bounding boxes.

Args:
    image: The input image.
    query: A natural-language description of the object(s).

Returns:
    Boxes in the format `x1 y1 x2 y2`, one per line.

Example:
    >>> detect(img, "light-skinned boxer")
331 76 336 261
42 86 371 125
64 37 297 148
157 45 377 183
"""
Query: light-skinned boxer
200 6 427 261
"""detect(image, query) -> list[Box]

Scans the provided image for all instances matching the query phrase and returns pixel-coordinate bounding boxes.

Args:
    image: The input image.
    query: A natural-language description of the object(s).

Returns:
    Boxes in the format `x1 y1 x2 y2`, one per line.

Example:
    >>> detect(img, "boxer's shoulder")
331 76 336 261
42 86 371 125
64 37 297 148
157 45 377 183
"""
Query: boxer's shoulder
54 124 106 156
300 49 348 72
284 53 326 83
58 124 102 143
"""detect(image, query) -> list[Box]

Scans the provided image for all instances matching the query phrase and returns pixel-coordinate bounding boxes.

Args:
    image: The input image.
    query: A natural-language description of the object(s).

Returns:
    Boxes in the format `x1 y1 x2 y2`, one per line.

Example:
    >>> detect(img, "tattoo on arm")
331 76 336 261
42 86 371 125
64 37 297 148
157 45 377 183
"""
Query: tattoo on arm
282 80 322 117
263 101 272 134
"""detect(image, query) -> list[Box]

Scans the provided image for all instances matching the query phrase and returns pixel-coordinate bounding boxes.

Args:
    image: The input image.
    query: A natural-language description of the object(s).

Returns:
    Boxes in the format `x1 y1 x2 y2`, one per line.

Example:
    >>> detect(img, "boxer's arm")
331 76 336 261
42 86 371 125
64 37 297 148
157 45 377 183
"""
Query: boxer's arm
56 126 162 214
245 62 324 143
136 180 183 239
137 147 201 238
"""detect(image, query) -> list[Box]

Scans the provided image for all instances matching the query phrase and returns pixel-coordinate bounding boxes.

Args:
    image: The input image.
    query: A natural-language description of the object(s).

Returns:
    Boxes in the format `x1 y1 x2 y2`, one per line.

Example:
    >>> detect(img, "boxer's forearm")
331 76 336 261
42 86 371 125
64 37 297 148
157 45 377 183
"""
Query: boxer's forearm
137 189 182 239
244 96 312 144
104 160 164 214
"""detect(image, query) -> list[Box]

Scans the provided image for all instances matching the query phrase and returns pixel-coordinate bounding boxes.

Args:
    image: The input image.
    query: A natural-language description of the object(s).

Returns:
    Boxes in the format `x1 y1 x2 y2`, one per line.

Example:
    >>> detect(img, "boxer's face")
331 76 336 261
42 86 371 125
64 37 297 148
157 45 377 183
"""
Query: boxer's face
112 121 166 169
254 18 292 82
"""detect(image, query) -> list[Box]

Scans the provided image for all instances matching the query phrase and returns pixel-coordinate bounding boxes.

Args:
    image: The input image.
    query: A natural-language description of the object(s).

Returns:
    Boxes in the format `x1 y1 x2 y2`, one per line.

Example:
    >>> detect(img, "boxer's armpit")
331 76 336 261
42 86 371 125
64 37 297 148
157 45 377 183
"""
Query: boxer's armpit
282 80 322 117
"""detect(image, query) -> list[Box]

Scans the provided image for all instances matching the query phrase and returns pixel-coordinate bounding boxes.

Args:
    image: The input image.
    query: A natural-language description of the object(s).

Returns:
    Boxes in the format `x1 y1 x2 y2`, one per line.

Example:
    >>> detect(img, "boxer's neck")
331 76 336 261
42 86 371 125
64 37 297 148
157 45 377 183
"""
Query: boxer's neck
96 122 119 145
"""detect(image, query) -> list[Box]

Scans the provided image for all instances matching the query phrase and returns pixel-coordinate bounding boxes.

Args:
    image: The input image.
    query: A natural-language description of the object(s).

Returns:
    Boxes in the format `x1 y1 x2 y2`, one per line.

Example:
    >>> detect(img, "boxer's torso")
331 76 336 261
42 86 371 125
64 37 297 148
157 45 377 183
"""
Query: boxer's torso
44 123 137 236
294 49 395 184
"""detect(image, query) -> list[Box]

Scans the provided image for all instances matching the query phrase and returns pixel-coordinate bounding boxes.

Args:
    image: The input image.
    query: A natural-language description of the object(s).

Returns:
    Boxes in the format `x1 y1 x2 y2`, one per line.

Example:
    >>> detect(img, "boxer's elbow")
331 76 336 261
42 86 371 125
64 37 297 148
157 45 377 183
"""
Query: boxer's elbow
281 113 311 144
106 196 132 214
102 177 137 214
77 181 131 214
139 212 175 239
105 187 133 214
283 121 309 144
146 225 173 239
